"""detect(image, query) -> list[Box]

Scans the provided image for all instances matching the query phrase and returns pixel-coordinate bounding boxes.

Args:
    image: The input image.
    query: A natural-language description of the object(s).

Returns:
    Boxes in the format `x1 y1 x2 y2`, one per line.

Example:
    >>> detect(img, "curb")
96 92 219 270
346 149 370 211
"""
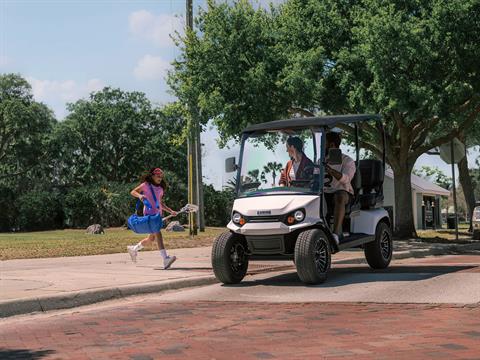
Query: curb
0 276 218 319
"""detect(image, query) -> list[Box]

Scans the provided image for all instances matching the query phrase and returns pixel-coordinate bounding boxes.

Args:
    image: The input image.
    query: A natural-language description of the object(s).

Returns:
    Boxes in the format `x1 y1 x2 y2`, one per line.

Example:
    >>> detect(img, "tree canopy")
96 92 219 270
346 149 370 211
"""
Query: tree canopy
169 0 480 237
52 88 187 186
0 73 56 179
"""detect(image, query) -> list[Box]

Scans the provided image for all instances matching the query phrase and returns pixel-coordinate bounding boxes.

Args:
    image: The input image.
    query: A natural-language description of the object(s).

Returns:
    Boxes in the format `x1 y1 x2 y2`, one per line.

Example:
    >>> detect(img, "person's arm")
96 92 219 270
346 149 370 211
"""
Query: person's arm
161 200 177 216
130 184 145 201
326 158 355 184
278 161 290 186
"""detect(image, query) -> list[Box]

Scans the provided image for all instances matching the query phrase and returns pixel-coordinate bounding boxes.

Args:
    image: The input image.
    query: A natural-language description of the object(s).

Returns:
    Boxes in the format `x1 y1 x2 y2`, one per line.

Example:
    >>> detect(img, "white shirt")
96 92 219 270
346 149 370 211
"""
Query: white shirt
289 159 300 180
324 154 356 194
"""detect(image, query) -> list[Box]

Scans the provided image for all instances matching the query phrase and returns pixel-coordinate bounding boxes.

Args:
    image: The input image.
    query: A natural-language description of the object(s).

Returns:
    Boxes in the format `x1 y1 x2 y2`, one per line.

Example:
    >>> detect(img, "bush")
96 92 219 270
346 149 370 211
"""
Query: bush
203 184 234 226
16 190 64 231
0 185 18 231
64 183 136 228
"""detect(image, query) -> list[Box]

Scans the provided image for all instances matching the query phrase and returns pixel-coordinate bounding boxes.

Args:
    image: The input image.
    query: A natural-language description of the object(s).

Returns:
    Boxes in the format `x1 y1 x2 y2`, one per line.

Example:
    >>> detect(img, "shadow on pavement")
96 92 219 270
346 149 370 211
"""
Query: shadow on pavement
227 264 477 288
0 349 55 360
151 267 212 271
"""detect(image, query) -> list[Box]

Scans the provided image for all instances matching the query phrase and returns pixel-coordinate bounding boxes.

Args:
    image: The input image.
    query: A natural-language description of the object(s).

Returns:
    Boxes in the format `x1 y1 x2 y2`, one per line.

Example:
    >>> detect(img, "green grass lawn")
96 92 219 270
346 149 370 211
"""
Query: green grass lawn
417 223 474 243
0 227 225 260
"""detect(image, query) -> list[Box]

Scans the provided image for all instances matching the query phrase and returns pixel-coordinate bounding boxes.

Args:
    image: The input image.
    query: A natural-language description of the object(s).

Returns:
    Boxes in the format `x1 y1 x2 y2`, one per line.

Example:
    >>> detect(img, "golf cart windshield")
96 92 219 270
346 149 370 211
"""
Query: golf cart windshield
238 128 322 197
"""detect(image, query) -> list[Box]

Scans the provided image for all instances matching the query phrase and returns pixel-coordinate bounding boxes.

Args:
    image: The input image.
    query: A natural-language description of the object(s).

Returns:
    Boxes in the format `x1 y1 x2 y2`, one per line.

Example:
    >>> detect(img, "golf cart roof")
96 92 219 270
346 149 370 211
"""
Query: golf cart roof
243 114 381 133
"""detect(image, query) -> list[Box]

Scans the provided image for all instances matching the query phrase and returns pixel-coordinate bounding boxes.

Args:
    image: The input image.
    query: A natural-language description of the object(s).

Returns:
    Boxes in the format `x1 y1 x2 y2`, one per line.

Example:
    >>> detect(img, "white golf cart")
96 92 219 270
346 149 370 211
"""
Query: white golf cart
211 114 393 284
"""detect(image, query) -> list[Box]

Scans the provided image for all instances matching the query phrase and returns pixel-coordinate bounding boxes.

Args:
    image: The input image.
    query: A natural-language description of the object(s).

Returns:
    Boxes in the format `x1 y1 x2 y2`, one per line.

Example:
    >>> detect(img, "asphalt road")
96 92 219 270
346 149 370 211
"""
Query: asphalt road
1 255 480 360
159 255 480 305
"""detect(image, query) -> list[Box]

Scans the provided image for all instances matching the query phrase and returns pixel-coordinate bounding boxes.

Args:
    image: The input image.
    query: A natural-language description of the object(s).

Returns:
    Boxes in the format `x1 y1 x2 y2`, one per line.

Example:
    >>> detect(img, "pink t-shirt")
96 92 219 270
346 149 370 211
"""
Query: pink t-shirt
140 182 164 215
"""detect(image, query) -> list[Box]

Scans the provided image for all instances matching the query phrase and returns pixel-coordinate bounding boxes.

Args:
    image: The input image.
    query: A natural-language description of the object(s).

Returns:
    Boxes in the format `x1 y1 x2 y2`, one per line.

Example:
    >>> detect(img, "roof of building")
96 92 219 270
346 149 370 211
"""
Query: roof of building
385 169 450 196
243 114 381 133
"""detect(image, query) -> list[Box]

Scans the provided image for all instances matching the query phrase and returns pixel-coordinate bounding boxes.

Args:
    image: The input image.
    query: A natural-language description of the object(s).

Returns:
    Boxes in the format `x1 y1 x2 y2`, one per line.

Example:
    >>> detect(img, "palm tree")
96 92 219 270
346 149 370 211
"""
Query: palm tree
247 169 260 182
261 162 283 186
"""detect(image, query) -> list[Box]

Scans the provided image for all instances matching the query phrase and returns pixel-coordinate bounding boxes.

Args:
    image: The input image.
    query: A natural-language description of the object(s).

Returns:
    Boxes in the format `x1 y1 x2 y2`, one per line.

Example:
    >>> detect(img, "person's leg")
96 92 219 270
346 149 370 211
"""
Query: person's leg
154 231 165 249
154 231 176 269
137 234 155 249
324 193 334 226
127 234 154 263
333 191 349 236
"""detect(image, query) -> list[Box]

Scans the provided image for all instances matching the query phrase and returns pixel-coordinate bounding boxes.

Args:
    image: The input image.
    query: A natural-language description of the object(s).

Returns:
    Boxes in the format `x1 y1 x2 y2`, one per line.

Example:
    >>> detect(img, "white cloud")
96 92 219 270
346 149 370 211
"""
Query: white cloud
133 55 171 81
129 10 183 47
27 77 105 119
86 78 105 93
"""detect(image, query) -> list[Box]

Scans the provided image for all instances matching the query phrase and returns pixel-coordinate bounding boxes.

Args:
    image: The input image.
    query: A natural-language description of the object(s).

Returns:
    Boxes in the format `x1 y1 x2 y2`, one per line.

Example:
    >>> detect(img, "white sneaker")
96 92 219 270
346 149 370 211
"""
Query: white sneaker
332 233 340 245
163 255 177 270
127 246 138 263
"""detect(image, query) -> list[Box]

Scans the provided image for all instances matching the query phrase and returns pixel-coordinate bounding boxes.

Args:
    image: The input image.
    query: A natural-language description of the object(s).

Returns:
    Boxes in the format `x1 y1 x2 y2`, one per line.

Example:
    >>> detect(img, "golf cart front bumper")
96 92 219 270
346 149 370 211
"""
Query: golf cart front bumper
227 221 314 255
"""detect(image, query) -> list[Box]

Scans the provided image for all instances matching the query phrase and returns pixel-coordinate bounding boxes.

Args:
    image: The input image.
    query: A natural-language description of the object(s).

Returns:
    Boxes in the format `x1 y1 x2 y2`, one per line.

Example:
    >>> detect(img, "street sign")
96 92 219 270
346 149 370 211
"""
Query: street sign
439 137 465 164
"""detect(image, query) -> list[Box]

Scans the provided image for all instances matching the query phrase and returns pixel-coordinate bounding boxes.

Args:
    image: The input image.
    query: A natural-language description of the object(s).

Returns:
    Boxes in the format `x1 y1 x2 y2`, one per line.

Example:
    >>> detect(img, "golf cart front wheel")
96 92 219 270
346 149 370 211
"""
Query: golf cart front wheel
211 232 249 284
295 229 331 284
364 221 393 269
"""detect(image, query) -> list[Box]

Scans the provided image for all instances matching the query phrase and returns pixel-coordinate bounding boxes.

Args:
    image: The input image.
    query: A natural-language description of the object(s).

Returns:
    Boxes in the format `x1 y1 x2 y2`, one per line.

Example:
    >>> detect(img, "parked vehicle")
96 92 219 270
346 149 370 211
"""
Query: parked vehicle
211 114 392 284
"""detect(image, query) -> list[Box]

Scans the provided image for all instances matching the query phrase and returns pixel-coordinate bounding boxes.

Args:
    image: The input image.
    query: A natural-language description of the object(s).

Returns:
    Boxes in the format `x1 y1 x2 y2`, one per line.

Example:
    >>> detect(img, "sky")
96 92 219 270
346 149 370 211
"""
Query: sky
1 0 478 190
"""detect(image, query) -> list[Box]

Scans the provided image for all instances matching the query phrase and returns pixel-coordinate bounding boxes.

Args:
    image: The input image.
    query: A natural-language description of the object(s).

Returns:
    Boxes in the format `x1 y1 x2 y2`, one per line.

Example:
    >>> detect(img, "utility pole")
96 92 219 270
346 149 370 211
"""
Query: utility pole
186 0 205 233
186 0 197 235
196 121 205 231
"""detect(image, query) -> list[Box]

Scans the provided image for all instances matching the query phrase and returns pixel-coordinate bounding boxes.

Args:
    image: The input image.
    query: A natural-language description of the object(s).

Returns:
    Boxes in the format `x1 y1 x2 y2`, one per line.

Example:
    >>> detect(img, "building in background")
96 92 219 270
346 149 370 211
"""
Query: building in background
383 169 450 230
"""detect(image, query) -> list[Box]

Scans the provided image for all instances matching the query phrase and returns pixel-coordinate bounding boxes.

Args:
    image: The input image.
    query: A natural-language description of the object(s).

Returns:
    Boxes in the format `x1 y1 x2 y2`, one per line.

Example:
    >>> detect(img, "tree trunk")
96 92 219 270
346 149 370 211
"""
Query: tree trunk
457 137 476 232
391 164 417 239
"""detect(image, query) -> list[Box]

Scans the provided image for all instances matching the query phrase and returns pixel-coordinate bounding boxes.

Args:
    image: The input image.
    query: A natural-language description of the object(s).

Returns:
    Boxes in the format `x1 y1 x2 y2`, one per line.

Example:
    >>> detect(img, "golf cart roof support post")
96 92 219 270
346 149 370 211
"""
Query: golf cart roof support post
235 133 248 197
380 120 386 197
354 124 359 163
319 129 327 218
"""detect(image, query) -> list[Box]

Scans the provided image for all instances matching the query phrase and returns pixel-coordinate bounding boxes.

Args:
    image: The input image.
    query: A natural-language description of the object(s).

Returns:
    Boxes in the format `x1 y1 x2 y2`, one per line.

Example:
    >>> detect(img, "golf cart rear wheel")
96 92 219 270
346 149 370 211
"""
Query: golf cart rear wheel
364 221 392 269
295 229 331 284
211 231 249 284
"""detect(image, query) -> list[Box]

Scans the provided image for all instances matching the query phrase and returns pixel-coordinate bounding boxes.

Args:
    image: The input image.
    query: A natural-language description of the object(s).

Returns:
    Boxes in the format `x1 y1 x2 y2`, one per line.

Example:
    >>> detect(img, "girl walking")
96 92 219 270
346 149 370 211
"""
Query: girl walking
127 167 178 269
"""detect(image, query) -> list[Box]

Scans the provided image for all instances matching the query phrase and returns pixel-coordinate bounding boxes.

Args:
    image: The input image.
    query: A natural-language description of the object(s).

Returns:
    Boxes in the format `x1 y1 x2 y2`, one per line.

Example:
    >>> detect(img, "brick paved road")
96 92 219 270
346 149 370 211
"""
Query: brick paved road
1 300 480 359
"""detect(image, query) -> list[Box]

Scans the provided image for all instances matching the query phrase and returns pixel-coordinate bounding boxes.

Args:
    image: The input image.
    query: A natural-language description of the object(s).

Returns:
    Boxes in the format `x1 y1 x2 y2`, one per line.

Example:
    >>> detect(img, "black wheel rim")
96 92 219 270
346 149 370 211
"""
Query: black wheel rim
314 238 328 273
380 230 391 259
230 242 246 273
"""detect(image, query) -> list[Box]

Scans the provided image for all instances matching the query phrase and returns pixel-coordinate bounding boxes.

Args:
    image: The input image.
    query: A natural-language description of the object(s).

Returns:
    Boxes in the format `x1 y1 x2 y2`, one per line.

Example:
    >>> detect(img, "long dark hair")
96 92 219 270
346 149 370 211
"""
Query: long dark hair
287 136 304 154
141 168 167 190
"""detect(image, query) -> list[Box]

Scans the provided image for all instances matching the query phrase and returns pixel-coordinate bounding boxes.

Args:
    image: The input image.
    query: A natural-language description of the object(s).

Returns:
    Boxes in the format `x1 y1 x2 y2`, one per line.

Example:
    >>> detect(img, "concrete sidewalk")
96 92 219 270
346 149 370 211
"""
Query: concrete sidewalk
1 241 479 318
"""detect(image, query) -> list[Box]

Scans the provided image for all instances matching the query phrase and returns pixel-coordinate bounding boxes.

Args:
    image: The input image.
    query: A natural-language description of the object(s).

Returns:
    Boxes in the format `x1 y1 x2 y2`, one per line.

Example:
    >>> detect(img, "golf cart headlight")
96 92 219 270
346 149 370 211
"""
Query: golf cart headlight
232 212 245 225
294 210 305 222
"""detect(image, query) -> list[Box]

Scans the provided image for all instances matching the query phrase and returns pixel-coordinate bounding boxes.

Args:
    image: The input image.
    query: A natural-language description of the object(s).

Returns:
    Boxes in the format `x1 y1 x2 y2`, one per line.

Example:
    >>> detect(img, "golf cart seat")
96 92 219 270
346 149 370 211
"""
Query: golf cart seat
358 159 384 209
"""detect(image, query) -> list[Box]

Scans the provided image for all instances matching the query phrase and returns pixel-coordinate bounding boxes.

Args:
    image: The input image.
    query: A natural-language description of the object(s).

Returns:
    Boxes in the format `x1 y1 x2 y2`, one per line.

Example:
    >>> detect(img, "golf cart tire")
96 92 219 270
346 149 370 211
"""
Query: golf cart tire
294 229 331 285
364 221 393 269
211 231 249 284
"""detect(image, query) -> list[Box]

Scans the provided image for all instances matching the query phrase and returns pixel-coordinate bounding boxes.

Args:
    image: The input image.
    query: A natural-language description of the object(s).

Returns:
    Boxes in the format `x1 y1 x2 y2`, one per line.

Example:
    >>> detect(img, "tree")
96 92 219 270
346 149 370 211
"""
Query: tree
247 169 260 182
457 123 480 230
53 88 187 186
413 166 451 190
261 161 283 186
169 0 480 238
0 73 56 179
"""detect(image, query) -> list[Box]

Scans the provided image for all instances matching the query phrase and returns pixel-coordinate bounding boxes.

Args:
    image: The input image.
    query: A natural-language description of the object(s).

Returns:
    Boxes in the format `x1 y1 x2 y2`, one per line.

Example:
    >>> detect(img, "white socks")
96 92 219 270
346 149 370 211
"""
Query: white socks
133 242 168 259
